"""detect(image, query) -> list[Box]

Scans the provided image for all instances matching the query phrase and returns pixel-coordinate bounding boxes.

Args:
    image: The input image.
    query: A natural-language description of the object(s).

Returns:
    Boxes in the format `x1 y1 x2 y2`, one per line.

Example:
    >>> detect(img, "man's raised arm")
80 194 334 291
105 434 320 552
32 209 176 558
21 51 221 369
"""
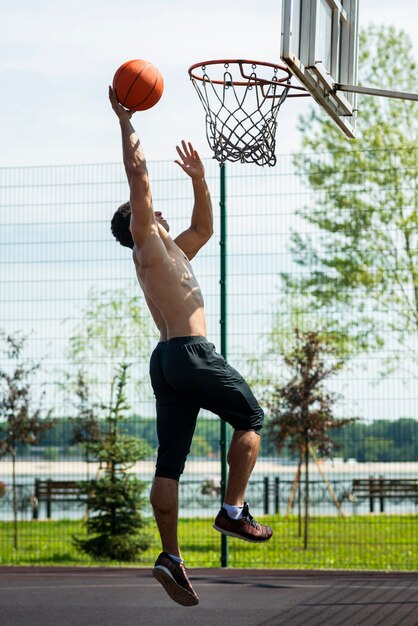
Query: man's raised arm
109 87 155 247
174 141 214 260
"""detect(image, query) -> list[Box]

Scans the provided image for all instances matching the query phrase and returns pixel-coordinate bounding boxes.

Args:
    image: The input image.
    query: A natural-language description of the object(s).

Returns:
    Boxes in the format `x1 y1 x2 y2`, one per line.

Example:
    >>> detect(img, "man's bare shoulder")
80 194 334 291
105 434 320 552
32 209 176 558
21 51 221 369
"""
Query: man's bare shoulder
131 227 171 268
132 230 193 272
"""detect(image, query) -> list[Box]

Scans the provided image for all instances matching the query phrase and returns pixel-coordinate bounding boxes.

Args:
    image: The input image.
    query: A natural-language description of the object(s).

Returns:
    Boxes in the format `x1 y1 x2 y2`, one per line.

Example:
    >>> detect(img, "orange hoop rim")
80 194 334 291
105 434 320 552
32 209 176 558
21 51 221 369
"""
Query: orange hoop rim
188 59 308 95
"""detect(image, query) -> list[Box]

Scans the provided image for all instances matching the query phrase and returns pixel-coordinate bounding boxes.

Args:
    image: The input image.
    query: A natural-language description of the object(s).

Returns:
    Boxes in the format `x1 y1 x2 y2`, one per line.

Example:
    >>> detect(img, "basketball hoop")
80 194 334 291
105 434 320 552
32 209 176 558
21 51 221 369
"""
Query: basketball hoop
188 59 307 166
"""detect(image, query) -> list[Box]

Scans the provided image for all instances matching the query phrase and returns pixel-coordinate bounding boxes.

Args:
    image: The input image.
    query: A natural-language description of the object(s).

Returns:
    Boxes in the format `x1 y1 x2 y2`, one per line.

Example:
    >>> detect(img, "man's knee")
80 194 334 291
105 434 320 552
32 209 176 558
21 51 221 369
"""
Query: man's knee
252 405 264 431
150 476 179 514
230 428 261 447
155 465 183 481
230 405 264 434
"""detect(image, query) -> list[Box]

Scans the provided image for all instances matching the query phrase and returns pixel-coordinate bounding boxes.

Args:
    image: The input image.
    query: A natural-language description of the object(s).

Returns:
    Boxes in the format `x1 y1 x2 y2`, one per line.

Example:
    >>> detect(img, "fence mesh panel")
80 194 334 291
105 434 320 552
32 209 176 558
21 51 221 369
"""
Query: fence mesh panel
0 153 417 569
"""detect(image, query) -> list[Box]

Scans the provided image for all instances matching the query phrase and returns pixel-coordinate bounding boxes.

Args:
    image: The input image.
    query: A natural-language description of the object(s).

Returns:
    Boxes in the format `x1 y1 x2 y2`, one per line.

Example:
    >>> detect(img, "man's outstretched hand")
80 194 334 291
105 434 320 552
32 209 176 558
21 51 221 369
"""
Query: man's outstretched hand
108 86 133 122
175 141 205 179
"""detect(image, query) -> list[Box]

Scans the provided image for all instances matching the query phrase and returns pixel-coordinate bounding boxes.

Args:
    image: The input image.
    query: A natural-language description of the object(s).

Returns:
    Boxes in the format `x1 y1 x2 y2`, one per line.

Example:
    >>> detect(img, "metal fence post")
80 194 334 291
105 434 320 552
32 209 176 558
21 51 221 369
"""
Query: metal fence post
275 477 280 514
219 162 228 568
369 476 375 513
379 475 385 513
264 476 269 514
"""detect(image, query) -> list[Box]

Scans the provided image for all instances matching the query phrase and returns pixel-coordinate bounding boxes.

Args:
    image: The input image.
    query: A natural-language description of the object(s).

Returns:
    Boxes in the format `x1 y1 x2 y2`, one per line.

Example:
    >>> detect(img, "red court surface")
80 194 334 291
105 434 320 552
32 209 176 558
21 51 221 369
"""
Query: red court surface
1 567 417 626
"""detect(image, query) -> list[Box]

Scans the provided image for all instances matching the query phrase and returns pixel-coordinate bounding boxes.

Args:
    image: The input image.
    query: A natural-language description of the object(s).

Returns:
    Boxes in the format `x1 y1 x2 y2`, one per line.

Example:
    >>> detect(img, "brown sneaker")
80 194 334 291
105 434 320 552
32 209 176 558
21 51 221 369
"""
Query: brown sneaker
152 552 199 607
213 502 273 543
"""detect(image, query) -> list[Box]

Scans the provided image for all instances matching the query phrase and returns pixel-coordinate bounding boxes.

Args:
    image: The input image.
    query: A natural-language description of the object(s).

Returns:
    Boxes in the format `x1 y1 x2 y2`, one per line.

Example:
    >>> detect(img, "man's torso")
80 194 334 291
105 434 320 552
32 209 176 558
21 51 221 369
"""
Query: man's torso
132 226 206 340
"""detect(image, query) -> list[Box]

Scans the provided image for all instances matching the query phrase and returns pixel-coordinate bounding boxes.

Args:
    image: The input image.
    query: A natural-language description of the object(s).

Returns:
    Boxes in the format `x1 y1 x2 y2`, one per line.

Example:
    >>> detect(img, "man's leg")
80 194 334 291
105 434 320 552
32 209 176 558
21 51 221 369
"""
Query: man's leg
149 340 199 557
151 476 199 606
214 428 272 542
149 341 200 605
150 476 181 557
224 429 260 505
157 338 271 543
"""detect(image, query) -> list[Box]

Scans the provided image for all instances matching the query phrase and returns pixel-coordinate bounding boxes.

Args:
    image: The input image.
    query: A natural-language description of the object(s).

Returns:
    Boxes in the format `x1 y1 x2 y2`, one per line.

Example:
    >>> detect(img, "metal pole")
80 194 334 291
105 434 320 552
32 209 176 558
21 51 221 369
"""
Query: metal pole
335 83 418 101
219 162 228 568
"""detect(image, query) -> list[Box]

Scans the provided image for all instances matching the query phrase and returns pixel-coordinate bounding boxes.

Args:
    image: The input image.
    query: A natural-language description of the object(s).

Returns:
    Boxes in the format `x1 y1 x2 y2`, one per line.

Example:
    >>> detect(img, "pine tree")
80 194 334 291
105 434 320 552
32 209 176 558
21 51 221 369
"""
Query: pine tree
73 363 152 561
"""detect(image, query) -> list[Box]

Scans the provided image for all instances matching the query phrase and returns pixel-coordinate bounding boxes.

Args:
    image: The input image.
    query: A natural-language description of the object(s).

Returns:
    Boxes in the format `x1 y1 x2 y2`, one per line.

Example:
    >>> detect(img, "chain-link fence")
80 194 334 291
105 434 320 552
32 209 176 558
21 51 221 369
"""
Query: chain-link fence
0 153 417 570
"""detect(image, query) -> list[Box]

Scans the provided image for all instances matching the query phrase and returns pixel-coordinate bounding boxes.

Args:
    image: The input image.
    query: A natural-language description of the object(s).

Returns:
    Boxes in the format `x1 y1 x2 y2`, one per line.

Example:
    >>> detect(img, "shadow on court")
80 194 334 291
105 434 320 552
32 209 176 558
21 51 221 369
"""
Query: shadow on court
1 567 417 626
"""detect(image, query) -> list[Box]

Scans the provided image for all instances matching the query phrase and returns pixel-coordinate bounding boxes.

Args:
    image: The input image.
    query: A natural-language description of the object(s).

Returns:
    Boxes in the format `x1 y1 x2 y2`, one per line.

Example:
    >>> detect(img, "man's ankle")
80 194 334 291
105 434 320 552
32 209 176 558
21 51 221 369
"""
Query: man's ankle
168 553 183 564
223 502 244 519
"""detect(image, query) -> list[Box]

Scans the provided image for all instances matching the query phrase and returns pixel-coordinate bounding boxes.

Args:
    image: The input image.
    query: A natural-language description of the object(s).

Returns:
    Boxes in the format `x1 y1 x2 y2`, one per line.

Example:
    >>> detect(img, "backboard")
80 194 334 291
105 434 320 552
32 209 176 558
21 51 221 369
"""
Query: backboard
281 0 359 138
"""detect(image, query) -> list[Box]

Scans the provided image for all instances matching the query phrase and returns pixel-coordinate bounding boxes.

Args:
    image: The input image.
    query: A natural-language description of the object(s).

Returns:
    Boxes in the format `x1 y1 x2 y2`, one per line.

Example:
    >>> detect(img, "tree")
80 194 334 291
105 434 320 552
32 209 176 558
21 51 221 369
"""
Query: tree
71 369 102 478
286 25 418 372
61 287 156 440
73 363 152 562
332 417 418 462
68 287 155 372
265 329 356 548
0 331 54 551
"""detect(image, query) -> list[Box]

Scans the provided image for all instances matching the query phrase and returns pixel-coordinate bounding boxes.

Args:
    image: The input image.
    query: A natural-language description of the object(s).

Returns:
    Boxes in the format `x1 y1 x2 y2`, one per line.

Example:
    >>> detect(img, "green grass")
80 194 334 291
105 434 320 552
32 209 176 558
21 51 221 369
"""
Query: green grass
0 514 417 571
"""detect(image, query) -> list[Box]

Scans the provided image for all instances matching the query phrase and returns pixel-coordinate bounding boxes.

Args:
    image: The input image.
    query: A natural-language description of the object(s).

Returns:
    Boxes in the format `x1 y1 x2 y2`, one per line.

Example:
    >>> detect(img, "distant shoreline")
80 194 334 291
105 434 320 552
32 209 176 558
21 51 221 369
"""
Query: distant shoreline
1 459 418 477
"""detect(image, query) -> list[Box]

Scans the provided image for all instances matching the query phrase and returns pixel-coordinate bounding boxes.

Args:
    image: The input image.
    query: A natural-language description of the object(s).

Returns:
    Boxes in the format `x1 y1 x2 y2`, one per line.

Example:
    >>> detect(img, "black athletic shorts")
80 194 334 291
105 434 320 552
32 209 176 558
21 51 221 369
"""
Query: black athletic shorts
149 336 264 481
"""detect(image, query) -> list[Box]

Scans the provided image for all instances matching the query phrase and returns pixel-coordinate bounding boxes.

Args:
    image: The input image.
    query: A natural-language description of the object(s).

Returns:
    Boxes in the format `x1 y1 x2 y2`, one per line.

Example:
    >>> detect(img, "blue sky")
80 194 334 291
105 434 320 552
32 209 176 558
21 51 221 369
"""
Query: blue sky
0 0 417 167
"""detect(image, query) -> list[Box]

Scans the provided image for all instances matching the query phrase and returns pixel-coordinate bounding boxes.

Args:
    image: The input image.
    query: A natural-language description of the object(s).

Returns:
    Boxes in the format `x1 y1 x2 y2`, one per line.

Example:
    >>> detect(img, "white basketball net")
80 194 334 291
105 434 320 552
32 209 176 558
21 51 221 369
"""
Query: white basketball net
189 61 291 167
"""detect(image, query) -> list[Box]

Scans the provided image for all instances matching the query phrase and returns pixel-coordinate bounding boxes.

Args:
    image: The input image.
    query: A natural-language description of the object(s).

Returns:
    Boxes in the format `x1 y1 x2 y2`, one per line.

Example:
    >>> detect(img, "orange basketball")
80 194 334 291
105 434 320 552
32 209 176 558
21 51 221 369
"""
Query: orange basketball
112 59 164 111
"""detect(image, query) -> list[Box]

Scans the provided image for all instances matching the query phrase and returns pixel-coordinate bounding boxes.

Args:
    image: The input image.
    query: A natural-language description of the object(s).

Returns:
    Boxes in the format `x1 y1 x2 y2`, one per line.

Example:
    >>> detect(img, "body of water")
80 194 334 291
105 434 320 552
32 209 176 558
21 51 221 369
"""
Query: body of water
1 459 417 520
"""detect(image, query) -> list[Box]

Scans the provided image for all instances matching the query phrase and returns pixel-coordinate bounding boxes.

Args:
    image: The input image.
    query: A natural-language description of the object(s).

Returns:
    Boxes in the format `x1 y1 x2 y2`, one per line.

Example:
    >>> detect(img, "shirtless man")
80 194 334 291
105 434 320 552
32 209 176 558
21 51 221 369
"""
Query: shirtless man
109 87 272 607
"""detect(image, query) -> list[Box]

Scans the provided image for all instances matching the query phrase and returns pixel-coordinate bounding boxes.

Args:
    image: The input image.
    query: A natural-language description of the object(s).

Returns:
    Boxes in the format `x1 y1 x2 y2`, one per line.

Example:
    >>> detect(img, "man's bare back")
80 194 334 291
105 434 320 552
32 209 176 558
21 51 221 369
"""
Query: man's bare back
132 221 206 341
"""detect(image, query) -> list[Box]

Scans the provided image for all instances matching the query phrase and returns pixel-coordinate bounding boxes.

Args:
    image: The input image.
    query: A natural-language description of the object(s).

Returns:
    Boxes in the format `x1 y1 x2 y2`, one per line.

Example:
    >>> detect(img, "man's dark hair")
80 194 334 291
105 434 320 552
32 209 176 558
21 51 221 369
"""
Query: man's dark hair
111 201 134 249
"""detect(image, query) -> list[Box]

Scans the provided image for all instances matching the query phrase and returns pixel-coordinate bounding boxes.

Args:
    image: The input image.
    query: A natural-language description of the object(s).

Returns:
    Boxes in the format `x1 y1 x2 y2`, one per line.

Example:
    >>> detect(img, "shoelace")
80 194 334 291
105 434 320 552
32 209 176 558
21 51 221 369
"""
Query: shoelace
242 503 260 529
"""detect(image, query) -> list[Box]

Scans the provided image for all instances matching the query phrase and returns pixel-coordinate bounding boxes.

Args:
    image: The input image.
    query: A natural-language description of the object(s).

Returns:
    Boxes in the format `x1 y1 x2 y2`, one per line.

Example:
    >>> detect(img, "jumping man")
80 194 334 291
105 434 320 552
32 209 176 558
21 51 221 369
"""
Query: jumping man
109 87 272 607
